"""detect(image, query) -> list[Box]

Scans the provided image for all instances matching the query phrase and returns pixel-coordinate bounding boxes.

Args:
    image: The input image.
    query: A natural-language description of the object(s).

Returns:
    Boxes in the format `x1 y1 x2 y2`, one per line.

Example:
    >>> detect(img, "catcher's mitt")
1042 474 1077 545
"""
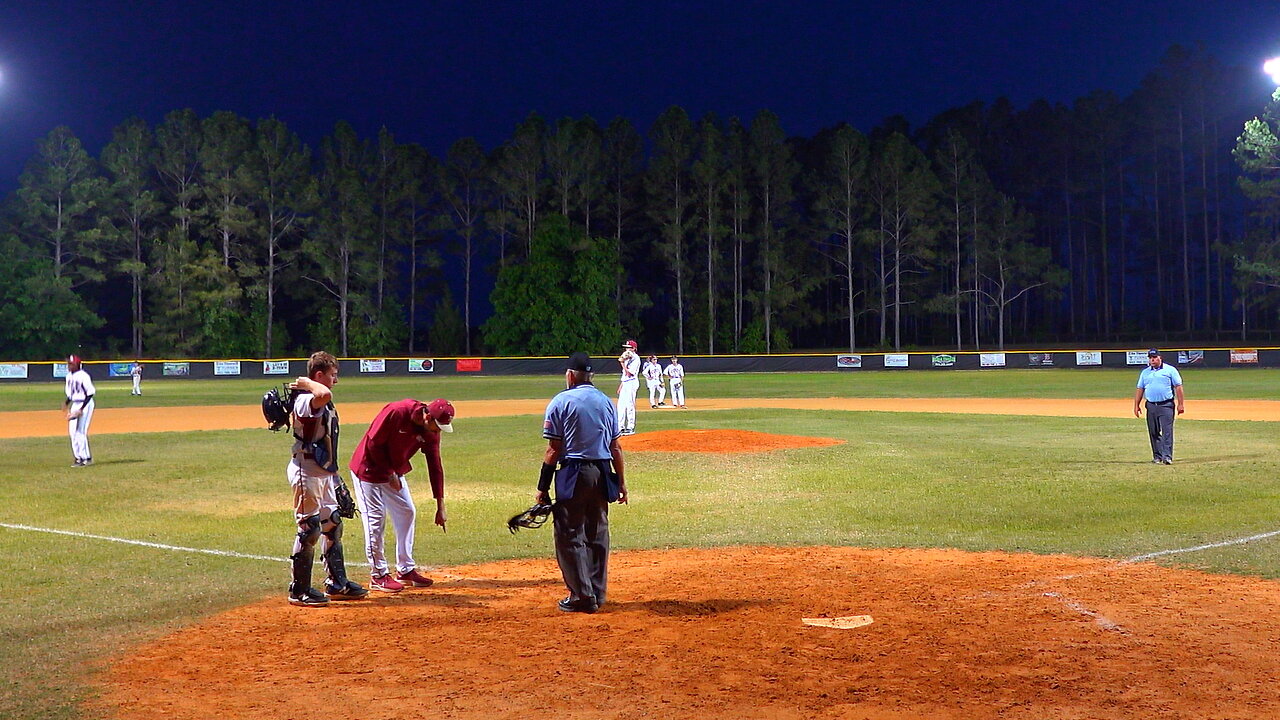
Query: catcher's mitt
507 502 554 534
334 479 358 519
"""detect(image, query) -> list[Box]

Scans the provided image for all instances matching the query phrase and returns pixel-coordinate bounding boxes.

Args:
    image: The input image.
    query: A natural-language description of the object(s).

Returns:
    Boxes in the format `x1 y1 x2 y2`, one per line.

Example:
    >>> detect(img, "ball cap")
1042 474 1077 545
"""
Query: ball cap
426 398 455 432
566 352 592 373
67 355 82 367
622 339 637 350
1147 348 1160 357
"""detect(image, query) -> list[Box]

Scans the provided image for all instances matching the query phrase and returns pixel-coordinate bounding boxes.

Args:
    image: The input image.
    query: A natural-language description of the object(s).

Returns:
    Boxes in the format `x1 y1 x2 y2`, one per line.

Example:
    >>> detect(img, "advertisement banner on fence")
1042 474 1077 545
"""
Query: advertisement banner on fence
163 362 190 376
0 363 28 379
932 354 955 368
360 359 386 373
1028 353 1054 367
1125 351 1149 365
1178 350 1204 365
263 360 290 375
1230 349 1259 365
883 354 909 368
1075 351 1102 366
835 354 861 368
409 358 435 373
214 361 241 376
456 358 483 372
108 363 132 377
53 363 68 378
980 353 1006 368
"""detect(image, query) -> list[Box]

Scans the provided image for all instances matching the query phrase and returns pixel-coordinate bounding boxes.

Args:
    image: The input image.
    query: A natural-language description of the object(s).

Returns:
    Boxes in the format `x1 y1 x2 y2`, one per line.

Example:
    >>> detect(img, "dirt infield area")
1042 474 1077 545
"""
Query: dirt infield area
3 396 1279 439
92 546 1280 719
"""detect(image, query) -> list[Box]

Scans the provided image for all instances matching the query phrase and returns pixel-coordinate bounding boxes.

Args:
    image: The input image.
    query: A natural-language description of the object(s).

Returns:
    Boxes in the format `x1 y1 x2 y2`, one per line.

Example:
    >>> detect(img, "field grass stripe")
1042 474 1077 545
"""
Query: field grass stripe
0 521 368 567
1123 529 1280 563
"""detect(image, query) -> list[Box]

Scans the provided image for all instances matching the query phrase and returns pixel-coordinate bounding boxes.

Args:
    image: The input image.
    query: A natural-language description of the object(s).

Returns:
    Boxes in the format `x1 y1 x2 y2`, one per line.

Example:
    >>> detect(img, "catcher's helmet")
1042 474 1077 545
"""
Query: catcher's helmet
262 387 293 432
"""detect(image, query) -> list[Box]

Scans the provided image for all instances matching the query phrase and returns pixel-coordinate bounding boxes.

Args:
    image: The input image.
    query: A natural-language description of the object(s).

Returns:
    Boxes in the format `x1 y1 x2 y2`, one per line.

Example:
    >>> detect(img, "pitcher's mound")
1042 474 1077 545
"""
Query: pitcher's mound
92 546 1280 720
622 428 843 453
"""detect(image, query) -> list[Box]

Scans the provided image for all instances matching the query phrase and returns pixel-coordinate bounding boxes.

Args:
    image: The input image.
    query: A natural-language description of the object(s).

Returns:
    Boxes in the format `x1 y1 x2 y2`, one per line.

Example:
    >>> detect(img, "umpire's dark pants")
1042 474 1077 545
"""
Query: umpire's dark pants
552 462 610 606
1146 400 1176 462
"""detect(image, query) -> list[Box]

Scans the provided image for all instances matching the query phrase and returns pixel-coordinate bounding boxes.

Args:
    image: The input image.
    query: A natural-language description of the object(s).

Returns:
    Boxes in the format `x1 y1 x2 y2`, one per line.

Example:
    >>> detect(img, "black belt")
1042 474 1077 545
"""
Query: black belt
1147 399 1174 406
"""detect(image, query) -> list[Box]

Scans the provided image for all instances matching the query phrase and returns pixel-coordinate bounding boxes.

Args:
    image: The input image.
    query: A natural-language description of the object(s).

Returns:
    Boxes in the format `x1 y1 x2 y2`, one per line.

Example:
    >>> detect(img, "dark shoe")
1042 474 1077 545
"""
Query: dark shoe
651 404 657 409
289 586 329 607
558 596 598 614
72 459 83 467
1162 458 1173 465
324 579 369 600
83 458 92 466
1152 459 1162 464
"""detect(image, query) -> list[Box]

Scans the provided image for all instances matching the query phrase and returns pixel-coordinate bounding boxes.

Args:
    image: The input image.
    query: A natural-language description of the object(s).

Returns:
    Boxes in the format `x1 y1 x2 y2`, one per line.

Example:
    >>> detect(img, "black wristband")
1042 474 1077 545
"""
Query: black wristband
537 462 555 492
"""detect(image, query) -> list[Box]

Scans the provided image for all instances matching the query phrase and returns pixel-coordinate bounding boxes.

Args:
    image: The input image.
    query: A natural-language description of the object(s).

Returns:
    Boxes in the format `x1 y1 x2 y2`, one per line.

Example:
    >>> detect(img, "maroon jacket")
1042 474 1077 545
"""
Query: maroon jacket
350 399 445 498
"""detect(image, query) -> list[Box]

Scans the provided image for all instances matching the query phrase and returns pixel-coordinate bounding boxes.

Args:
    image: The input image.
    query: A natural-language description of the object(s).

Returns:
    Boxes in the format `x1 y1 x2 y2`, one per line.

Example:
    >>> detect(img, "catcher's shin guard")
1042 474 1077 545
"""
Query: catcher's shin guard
320 512 349 584
290 514 322 589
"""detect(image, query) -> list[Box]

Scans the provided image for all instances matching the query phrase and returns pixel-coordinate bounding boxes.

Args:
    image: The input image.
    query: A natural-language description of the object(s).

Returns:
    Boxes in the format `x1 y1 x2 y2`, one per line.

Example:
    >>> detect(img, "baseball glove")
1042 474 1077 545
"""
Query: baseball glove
507 502 554 534
334 478 358 519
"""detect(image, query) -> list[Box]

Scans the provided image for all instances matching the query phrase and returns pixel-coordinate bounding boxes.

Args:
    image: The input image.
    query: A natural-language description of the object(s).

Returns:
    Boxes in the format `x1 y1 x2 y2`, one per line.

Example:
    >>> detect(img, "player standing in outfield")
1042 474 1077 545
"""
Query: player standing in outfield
642 354 666 408
349 398 454 592
536 352 627 613
664 355 687 409
130 360 143 396
1133 348 1184 464
64 355 95 467
616 339 640 435
285 351 368 607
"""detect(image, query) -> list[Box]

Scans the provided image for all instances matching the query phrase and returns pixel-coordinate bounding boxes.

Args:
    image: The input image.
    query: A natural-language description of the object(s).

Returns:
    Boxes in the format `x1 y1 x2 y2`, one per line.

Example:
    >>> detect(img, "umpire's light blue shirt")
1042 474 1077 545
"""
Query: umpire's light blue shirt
542 383 619 460
1137 364 1183 402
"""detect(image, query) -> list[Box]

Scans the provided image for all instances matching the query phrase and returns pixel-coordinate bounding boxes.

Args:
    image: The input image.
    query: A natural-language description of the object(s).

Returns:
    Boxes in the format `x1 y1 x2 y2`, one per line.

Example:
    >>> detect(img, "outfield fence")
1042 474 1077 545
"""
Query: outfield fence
0 347 1276 383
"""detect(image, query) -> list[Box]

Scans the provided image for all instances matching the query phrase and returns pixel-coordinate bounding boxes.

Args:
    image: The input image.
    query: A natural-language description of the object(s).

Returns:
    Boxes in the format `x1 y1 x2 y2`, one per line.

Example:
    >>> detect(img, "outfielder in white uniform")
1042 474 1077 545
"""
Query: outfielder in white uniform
642 354 666 408
130 360 143 395
617 340 641 434
665 356 687 408
64 355 95 466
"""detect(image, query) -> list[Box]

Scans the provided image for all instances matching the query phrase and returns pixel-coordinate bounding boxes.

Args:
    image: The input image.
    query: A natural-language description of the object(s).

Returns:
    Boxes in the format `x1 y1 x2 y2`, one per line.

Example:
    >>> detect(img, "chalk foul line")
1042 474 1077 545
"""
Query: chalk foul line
1122 528 1280 564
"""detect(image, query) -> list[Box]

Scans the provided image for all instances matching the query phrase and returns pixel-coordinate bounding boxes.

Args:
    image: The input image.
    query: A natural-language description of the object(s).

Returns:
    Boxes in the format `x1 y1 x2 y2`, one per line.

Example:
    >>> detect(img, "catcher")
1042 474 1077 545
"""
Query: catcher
284 351 368 607
534 352 627 614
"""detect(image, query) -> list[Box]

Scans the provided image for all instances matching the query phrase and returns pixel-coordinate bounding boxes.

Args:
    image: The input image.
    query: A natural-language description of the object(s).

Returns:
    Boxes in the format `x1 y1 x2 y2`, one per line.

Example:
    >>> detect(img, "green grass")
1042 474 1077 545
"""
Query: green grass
1 366 1277 412
2 375 1280 718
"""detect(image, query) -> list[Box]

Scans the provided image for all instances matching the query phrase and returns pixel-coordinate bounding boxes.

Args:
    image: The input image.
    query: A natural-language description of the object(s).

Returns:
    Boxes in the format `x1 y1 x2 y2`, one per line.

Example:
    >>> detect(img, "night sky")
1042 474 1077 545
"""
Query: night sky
1 1 1278 194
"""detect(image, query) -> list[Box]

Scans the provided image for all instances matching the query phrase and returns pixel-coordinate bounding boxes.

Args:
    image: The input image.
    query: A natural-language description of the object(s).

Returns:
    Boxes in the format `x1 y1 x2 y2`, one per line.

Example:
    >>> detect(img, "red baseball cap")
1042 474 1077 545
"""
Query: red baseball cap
67 355 82 367
427 398 455 432
622 339 637 350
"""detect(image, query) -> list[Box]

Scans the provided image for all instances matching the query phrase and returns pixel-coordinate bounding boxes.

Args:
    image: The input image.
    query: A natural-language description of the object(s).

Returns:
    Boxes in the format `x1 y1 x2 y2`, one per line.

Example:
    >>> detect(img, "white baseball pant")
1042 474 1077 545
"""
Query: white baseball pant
670 380 685 407
68 400 94 462
647 380 665 406
353 473 418 576
617 379 638 432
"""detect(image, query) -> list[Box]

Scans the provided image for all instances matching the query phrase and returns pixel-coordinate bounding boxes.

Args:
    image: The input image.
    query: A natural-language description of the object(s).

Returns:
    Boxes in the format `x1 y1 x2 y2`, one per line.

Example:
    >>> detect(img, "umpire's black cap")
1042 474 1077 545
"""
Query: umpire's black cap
1147 348 1160 357
566 352 592 373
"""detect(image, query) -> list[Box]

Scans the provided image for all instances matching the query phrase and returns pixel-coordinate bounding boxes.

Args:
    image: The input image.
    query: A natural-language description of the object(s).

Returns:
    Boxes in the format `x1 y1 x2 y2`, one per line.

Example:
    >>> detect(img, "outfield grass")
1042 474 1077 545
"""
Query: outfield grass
0 366 1277 412
2 375 1280 718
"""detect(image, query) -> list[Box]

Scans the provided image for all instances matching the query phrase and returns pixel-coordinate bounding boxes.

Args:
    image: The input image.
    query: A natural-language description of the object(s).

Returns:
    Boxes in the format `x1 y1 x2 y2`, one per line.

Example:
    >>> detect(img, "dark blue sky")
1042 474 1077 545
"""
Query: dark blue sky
1 1 1278 194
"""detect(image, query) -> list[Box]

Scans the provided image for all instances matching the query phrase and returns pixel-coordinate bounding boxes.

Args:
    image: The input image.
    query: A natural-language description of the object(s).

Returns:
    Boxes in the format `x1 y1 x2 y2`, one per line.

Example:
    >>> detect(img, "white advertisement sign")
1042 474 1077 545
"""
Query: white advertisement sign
408 358 435 373
1075 351 1102 366
979 353 1006 368
53 363 68 378
835 354 861 368
214 360 241 376
360 358 386 373
883 354 909 368
1125 351 1149 366
0 363 29 379
263 360 290 375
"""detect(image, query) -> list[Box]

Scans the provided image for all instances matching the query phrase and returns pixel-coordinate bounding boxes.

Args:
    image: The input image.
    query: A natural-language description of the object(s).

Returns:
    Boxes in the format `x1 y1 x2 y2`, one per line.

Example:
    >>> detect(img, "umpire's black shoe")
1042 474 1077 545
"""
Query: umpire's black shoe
288 586 329 607
324 579 370 600
558 596 598 614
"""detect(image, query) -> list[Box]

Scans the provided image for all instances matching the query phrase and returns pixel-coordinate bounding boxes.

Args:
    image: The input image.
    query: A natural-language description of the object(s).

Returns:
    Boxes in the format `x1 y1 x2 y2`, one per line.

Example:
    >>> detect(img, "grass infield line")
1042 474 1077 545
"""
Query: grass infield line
6 519 1280 575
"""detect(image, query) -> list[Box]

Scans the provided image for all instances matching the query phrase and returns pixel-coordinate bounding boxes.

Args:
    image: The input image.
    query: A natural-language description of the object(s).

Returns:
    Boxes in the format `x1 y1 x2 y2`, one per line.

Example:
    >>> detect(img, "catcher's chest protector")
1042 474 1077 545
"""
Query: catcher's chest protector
294 401 340 473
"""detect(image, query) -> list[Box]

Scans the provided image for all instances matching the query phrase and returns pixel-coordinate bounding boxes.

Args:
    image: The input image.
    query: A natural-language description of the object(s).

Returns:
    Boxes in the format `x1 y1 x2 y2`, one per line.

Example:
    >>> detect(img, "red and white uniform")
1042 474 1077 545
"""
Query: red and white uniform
664 358 686 408
349 399 445 577
617 348 640 434
642 357 665 407
65 365 96 463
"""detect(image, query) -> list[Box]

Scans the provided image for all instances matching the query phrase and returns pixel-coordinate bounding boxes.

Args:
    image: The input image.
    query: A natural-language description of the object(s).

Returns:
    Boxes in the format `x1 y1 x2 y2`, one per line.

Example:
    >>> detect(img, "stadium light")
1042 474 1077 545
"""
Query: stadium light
1266 57 1280 86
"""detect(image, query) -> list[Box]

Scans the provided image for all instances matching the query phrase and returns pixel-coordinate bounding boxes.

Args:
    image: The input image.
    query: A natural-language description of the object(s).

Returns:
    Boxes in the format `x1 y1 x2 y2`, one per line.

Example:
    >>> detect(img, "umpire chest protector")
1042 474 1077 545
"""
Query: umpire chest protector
293 396 340 474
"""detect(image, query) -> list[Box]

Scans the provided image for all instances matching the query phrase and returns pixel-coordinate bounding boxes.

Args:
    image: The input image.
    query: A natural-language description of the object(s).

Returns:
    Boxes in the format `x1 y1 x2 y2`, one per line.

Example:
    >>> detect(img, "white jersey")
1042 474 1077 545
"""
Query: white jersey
664 361 685 385
65 369 96 406
642 360 663 383
621 353 640 383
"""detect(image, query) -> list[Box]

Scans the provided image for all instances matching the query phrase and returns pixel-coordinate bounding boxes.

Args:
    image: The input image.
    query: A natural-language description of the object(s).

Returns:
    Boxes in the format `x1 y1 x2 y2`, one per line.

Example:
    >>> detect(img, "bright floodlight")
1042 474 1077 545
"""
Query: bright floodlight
1266 58 1280 85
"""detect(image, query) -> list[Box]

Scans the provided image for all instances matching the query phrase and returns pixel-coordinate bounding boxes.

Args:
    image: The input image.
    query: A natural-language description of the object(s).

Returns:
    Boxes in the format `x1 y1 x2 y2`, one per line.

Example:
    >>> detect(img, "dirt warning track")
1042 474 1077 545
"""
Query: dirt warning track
1 396 1276 439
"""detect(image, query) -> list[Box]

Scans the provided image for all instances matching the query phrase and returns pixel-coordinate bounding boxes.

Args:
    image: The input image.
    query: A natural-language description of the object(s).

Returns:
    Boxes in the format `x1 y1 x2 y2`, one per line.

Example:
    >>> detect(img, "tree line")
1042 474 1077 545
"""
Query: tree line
1 44 1275 361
